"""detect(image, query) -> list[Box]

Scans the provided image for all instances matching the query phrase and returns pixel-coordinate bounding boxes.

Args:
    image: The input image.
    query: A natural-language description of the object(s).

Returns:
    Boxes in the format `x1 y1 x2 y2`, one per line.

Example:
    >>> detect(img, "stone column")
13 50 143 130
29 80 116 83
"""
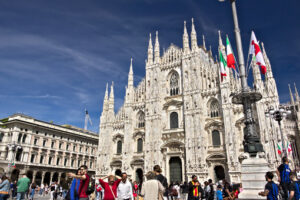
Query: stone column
50 172 54 183
41 171 45 185
58 173 61 184
32 171 37 183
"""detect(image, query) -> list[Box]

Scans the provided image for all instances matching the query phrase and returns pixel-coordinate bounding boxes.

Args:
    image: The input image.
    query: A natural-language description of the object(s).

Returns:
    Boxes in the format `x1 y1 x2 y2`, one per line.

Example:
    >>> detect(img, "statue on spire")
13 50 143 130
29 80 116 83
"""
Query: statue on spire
191 18 198 51
148 33 153 64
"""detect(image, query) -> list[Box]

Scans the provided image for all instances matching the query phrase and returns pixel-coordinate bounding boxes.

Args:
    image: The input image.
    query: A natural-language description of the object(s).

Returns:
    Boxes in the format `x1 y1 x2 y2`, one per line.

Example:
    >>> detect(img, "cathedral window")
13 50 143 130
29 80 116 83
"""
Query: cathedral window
137 138 143 153
170 72 179 96
137 111 145 128
117 140 122 154
170 112 179 129
209 100 220 118
212 130 221 146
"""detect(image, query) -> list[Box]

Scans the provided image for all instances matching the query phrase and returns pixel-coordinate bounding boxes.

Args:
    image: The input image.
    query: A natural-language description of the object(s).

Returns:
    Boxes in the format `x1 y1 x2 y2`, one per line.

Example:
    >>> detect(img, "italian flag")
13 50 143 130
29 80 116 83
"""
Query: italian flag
226 36 236 69
219 50 227 81
287 141 292 153
250 31 266 75
277 143 282 155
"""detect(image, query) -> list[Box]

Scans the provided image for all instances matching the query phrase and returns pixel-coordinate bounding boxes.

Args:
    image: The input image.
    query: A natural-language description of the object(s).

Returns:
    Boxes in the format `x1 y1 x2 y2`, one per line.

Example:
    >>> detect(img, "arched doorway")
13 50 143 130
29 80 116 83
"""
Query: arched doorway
26 171 33 182
135 168 143 183
169 157 182 183
115 169 122 177
52 172 59 183
11 169 20 181
35 172 42 185
214 166 225 181
44 172 51 185
60 173 66 184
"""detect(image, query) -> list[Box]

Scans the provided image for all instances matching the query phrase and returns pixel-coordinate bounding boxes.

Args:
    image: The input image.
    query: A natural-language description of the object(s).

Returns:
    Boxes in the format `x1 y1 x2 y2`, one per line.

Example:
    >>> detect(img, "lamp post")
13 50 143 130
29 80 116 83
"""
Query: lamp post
218 0 263 156
6 142 22 177
265 106 291 157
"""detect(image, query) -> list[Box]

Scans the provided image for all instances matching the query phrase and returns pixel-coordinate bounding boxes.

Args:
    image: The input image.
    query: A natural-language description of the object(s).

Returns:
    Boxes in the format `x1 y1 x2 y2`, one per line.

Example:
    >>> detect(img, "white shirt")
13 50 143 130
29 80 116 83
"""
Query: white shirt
117 180 133 200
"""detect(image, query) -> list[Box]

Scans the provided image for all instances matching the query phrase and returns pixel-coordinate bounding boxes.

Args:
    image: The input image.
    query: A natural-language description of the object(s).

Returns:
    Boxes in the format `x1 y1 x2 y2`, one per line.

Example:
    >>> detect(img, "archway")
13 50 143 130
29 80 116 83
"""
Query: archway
11 169 20 181
135 168 143 183
44 172 51 185
115 169 122 177
26 170 33 182
60 173 67 184
214 166 225 181
35 171 42 185
169 157 182 183
52 172 59 183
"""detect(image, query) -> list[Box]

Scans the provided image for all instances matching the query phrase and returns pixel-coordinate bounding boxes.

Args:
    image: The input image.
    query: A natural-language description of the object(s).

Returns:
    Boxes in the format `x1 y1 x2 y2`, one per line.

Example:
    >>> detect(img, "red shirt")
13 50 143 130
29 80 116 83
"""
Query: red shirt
99 178 121 200
78 174 90 198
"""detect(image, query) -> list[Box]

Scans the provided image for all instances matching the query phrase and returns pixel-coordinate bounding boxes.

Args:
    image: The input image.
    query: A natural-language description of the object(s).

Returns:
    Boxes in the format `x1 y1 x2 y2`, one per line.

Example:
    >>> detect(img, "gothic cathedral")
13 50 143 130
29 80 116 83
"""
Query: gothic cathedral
97 19 300 183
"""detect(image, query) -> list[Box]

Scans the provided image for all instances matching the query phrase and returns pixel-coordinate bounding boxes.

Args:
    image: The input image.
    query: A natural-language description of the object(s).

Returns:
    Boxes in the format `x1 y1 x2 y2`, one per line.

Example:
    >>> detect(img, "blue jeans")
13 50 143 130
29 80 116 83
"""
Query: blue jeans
17 192 26 200
30 189 35 199
0 194 10 200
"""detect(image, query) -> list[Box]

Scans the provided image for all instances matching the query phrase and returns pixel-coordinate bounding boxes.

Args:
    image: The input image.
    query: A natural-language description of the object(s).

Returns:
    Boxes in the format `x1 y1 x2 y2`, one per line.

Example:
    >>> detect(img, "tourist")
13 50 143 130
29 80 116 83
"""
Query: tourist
29 182 36 200
68 165 90 200
207 179 214 200
153 165 168 200
140 171 164 200
11 180 17 198
181 182 189 200
40 183 44 196
288 172 300 200
117 172 134 200
222 180 233 200
132 181 138 200
70 168 81 200
276 156 291 200
95 182 103 200
98 174 121 200
173 182 181 200
216 185 223 200
187 175 202 200
16 173 30 200
258 171 279 199
0 174 11 200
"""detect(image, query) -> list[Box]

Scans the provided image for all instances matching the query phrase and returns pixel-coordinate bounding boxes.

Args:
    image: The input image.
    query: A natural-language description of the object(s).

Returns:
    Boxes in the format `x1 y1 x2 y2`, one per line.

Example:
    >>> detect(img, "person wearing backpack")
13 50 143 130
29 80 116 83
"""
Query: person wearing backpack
276 157 291 200
288 172 300 200
68 165 90 200
258 171 279 200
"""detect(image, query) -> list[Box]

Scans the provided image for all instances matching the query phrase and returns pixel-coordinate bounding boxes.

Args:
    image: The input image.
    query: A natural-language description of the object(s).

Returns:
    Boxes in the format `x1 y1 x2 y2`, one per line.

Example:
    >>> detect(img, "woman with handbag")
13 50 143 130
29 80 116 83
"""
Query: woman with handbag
140 171 165 200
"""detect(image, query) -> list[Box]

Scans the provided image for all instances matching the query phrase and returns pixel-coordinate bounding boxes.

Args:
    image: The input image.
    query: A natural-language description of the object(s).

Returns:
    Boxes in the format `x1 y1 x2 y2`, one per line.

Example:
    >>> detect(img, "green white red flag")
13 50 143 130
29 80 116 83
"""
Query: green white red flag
250 31 266 74
226 36 236 69
277 143 282 155
219 51 227 81
287 141 292 153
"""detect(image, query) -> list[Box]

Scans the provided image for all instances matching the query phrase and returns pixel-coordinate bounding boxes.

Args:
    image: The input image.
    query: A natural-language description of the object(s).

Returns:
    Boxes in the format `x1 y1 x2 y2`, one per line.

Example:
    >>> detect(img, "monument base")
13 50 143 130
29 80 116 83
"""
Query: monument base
238 153 270 200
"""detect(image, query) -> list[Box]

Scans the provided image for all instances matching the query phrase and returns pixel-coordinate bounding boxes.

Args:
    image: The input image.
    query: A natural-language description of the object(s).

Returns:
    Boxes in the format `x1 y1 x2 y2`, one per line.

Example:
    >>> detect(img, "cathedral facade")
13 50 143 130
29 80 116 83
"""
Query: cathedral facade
97 20 300 183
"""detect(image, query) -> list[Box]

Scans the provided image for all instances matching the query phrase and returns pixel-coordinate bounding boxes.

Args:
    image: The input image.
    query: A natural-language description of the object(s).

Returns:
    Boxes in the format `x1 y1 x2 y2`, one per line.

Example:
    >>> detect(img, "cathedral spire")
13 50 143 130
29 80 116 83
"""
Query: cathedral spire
154 31 160 63
202 35 206 50
183 21 190 53
191 18 198 51
147 33 153 64
289 84 295 105
295 83 299 101
109 82 114 102
261 42 273 79
218 30 225 50
104 82 109 101
128 58 134 87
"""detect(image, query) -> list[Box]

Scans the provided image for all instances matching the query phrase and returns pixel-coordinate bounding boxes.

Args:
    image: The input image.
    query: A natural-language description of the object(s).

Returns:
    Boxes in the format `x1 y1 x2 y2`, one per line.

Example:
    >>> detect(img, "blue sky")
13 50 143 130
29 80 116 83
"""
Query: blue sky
0 0 299 133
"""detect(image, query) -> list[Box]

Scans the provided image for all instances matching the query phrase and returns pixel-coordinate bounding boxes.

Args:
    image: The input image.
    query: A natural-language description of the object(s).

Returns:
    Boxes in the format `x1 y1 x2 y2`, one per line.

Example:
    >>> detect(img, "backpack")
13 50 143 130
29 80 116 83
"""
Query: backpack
267 183 278 200
280 164 291 183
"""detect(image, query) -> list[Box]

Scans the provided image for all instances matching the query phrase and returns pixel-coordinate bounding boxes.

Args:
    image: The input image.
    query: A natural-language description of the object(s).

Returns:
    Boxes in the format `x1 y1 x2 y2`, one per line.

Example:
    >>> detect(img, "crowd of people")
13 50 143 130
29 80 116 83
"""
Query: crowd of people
0 157 299 200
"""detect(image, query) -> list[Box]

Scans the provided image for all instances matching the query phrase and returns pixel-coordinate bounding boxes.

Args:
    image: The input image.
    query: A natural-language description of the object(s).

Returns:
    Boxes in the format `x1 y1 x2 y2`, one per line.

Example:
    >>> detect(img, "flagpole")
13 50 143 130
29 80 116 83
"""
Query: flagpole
227 0 264 156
